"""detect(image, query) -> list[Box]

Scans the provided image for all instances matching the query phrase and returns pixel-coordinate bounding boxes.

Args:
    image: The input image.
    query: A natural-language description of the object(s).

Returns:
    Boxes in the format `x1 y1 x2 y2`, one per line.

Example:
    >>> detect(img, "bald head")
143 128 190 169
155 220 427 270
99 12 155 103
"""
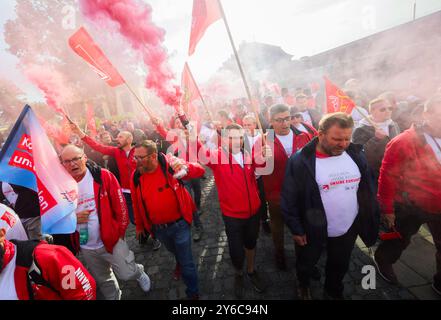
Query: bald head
60 144 88 181
116 131 133 149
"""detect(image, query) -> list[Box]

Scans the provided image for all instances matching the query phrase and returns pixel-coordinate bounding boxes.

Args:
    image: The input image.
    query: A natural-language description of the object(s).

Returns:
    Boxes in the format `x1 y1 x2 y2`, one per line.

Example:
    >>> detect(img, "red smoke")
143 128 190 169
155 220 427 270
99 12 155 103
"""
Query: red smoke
24 64 71 115
79 0 181 109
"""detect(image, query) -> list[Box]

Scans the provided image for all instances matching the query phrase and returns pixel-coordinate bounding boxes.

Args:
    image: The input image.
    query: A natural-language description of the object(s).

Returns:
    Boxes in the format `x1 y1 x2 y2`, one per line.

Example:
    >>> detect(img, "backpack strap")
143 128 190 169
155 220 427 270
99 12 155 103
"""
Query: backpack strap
11 240 60 299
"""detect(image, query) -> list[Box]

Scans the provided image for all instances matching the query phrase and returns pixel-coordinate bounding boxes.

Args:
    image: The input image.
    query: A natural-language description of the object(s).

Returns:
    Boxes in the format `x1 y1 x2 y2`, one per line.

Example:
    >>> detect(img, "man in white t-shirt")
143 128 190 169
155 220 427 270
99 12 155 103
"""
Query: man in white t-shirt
281 112 379 300
60 145 151 300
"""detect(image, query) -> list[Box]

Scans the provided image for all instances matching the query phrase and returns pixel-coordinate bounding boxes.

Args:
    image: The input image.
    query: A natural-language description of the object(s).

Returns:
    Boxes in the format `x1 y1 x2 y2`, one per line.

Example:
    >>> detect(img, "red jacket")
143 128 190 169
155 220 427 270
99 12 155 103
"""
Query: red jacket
198 142 262 219
378 124 441 215
82 136 136 190
8 240 96 300
259 128 312 203
130 153 205 234
87 163 129 253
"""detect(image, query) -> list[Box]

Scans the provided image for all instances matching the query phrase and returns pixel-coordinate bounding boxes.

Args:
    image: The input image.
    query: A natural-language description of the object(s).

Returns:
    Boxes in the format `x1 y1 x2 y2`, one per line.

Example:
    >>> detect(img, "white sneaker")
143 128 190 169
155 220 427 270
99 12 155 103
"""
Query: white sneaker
137 271 151 293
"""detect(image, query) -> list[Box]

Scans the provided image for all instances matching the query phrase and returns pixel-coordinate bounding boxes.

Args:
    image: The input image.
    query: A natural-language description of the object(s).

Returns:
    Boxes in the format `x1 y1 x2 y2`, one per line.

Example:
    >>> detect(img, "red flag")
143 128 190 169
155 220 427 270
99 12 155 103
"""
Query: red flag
86 104 97 138
324 77 356 114
188 0 222 56
181 63 201 123
68 27 125 87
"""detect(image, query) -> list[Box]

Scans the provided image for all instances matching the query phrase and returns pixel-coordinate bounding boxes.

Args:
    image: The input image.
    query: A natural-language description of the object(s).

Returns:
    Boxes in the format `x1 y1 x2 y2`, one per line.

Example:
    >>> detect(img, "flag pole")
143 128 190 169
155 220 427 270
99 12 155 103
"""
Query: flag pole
124 83 155 119
216 0 264 133
186 63 214 122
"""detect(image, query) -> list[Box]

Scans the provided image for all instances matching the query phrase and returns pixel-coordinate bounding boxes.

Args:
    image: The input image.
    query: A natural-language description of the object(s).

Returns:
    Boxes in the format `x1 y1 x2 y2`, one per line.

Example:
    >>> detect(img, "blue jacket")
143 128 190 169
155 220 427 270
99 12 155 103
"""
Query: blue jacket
281 137 380 247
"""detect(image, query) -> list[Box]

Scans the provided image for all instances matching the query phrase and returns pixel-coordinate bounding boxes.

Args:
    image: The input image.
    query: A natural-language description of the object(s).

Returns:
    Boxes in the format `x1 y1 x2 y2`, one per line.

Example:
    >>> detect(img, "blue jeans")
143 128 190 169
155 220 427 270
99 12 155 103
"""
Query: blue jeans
184 181 203 228
123 192 135 225
153 219 199 297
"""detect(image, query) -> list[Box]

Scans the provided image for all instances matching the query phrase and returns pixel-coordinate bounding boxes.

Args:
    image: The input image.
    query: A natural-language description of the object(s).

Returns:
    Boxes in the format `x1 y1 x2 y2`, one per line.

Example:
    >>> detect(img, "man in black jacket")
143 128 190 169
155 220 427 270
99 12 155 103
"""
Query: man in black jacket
281 112 380 300
352 98 400 183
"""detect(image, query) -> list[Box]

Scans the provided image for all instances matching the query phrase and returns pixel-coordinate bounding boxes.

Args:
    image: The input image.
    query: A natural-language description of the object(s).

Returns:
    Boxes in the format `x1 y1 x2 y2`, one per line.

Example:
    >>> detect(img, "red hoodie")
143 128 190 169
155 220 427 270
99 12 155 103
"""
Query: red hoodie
378 124 441 215
3 240 96 300
258 128 312 203
197 142 262 219
82 136 136 190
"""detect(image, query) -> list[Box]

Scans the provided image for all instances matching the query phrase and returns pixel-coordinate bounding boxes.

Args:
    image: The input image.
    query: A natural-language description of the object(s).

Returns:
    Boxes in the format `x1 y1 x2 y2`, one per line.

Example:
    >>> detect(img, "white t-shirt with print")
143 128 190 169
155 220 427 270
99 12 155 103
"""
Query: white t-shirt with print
315 151 361 237
76 169 104 250
276 130 294 156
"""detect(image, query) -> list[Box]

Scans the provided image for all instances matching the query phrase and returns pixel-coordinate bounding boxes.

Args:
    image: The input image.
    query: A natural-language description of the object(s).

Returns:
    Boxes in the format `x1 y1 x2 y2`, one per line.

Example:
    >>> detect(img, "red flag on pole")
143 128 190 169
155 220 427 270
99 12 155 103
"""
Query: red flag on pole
324 76 356 114
68 27 125 87
188 0 222 56
181 63 201 121
86 104 97 138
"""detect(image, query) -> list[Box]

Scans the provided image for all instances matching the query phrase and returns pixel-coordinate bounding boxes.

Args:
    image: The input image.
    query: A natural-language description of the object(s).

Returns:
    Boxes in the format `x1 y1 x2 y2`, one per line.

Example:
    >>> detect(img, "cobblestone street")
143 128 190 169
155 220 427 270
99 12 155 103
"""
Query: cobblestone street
94 172 441 300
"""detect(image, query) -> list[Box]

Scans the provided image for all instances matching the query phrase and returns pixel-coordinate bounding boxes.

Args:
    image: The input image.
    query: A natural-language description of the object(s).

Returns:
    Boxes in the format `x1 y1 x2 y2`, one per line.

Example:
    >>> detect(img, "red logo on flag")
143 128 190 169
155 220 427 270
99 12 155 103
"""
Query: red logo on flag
36 176 57 215
17 134 33 154
1 211 17 228
8 150 36 173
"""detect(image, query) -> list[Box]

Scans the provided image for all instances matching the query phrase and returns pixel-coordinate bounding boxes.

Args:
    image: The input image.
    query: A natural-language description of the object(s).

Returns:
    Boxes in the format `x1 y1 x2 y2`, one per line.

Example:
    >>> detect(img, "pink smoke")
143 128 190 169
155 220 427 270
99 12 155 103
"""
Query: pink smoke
24 64 72 115
79 0 181 109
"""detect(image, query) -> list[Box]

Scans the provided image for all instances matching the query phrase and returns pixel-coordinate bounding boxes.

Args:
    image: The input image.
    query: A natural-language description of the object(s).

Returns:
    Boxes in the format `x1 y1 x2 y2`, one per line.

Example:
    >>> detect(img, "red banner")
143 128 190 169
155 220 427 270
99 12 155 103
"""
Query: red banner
188 0 222 56
69 27 125 87
324 76 355 114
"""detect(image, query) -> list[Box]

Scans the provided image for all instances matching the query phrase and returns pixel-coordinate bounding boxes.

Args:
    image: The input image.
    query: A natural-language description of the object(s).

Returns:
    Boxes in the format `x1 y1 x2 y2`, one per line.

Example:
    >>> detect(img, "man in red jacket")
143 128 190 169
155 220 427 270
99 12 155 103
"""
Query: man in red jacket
69 122 161 250
60 145 151 300
130 140 205 299
261 104 313 270
0 224 96 300
197 123 272 298
374 94 441 296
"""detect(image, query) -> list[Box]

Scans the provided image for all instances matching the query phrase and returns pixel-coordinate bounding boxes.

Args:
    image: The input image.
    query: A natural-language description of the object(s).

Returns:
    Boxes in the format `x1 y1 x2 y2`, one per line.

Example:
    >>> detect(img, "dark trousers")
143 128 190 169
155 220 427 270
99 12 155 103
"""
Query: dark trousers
257 177 269 223
375 203 441 286
123 192 135 225
222 214 260 271
296 217 359 297
268 201 284 256
184 179 203 228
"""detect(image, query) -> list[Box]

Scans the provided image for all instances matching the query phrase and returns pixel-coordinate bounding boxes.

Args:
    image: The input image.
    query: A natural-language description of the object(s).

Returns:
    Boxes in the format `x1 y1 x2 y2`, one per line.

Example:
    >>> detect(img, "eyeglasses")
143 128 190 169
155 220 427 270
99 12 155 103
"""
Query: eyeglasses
273 117 292 123
134 154 152 161
61 155 84 166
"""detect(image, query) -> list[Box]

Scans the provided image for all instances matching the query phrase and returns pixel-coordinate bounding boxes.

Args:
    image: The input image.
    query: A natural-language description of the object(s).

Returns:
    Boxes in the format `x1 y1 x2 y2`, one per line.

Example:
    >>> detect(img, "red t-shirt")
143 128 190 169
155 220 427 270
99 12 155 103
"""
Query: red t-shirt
139 166 181 224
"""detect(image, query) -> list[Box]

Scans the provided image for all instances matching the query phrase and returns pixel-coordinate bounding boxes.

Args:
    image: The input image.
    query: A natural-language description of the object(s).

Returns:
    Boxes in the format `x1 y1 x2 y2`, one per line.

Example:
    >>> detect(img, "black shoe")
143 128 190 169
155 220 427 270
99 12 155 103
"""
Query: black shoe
311 266 321 281
297 286 312 300
262 219 271 234
152 238 161 251
373 254 399 285
193 226 203 242
138 233 148 246
432 282 441 296
247 270 267 293
234 273 245 299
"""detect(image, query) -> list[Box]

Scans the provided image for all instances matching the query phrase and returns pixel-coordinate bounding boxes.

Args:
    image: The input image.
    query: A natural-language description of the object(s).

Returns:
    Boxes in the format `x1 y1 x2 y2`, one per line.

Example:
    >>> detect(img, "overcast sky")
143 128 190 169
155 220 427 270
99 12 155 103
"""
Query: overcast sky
1 0 441 102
